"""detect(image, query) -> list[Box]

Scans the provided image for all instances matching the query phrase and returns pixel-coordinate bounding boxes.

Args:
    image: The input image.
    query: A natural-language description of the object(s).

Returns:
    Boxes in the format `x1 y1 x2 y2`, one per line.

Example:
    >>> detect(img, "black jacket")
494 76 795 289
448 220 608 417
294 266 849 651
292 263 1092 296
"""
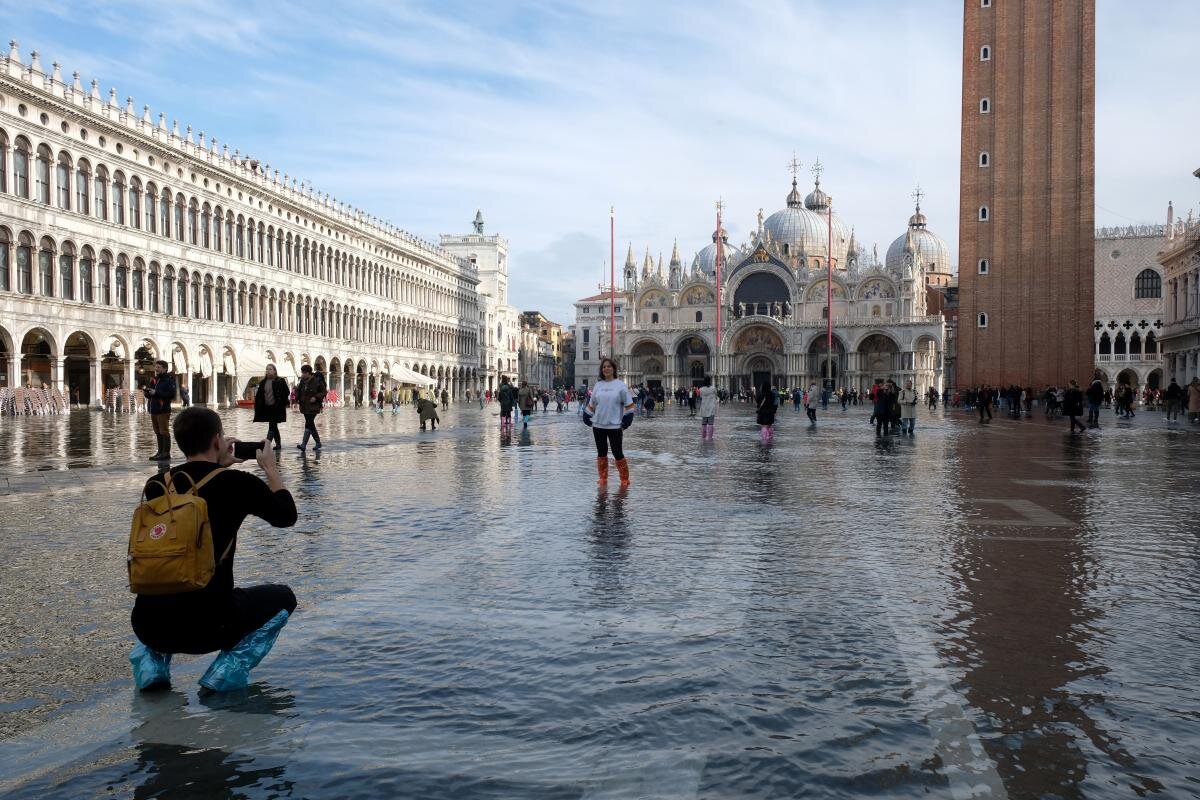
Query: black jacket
253 377 290 423
144 373 176 415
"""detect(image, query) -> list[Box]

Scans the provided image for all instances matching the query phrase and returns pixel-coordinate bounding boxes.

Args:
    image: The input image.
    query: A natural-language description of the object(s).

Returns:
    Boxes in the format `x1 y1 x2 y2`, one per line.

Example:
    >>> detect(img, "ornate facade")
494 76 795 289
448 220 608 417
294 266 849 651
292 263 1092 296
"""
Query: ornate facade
1160 188 1200 387
0 43 482 410
615 169 950 395
1093 225 1167 389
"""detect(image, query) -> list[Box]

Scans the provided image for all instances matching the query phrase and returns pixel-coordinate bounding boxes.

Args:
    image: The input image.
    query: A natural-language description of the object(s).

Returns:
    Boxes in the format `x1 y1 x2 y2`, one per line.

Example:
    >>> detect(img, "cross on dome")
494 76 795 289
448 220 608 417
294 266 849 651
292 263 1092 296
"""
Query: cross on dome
787 153 803 177
911 184 924 211
810 158 823 185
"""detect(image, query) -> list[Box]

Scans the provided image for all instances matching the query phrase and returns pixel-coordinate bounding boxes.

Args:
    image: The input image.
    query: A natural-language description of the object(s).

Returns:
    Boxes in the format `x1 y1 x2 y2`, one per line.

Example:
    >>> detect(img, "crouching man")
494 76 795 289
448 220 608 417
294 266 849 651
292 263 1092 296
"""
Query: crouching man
129 406 298 693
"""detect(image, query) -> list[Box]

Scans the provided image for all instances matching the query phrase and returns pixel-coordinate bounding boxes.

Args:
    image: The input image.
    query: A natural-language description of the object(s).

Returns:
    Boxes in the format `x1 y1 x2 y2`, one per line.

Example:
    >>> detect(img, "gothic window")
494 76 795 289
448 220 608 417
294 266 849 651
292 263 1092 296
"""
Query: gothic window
1098 332 1110 355
1134 269 1161 299
1114 331 1126 355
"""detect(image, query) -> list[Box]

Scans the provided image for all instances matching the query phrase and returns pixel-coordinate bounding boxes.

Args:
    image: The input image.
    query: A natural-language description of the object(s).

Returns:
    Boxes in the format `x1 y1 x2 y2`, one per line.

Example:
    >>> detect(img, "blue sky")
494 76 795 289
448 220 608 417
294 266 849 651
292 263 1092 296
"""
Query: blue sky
6 0 1198 323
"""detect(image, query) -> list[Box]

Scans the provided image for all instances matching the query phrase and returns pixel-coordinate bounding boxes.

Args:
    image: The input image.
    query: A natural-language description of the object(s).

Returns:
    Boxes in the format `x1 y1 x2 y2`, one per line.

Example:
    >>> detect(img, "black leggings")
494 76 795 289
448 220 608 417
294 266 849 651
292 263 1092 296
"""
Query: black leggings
303 412 322 445
266 421 281 447
133 584 297 654
593 427 625 459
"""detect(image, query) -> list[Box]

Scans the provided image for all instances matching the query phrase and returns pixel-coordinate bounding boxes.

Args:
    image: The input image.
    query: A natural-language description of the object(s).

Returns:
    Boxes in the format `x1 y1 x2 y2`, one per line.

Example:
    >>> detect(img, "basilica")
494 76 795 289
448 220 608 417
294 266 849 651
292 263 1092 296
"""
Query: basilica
614 167 951 396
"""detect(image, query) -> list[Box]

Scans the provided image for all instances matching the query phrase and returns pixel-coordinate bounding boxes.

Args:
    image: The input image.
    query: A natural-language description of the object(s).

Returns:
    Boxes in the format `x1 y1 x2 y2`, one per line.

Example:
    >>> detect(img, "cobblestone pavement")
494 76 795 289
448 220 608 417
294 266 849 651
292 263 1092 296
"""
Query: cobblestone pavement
0 402 1197 798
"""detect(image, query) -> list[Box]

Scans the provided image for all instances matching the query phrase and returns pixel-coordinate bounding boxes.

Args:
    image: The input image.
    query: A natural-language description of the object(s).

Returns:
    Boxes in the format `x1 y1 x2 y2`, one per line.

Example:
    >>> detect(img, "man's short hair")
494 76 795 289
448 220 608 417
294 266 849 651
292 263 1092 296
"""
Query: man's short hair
173 407 223 456
301 364 313 374
155 360 169 370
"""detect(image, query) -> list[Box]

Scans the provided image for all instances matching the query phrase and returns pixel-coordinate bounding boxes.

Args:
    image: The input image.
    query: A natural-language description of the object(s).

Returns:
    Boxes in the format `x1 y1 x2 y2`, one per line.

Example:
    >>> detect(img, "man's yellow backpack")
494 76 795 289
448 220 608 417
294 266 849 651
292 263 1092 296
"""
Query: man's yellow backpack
128 468 231 595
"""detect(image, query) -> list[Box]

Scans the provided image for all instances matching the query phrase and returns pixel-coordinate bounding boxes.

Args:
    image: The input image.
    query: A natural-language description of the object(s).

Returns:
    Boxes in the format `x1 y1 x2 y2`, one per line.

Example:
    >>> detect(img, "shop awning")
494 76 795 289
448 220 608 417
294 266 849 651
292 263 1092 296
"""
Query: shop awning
222 350 237 374
170 348 188 374
237 348 270 377
198 356 213 379
276 359 298 381
394 365 436 386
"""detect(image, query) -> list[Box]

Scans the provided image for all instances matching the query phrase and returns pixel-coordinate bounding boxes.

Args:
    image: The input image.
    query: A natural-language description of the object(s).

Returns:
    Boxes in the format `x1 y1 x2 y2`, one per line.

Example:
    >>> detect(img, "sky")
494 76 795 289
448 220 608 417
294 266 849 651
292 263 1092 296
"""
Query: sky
6 0 1199 323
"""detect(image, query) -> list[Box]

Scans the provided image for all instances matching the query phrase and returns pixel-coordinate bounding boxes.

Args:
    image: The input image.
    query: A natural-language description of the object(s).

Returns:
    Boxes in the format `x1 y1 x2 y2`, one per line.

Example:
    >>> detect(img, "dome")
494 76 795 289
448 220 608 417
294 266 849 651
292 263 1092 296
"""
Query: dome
691 229 740 276
762 177 850 267
885 205 951 275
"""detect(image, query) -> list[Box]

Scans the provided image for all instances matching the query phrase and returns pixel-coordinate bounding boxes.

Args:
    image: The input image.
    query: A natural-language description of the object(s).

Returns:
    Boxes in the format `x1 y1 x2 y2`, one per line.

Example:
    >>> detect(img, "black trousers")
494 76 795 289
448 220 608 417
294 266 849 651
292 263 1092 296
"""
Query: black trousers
806 407 817 422
979 404 992 421
303 412 322 445
133 584 297 654
593 427 625 459
266 421 282 447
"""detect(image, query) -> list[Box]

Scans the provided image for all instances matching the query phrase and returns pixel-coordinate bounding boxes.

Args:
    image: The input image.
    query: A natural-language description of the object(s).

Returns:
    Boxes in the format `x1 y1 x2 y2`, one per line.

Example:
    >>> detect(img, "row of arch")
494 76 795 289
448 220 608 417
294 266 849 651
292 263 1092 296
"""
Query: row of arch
1097 330 1159 356
0 226 478 355
626 320 936 358
0 126 476 317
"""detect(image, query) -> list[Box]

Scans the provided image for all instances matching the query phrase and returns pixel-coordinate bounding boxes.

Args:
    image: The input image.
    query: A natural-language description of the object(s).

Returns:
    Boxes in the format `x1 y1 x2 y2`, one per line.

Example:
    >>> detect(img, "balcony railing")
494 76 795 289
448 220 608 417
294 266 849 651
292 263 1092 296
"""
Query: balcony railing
1096 353 1161 363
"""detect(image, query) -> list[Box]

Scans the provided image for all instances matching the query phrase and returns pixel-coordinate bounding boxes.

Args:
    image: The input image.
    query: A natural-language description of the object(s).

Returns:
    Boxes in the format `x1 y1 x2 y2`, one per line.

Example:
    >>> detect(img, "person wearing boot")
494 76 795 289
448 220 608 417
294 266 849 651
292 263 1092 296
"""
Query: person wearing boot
253 364 289 450
142 360 176 461
584 358 635 487
756 382 778 444
129 407 298 694
698 376 718 441
295 365 327 452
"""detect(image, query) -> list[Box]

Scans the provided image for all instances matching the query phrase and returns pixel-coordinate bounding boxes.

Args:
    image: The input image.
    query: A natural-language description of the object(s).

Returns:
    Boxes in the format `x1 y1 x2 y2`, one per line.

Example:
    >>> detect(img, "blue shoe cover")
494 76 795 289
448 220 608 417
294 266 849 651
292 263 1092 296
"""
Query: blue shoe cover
199 610 289 693
130 643 172 691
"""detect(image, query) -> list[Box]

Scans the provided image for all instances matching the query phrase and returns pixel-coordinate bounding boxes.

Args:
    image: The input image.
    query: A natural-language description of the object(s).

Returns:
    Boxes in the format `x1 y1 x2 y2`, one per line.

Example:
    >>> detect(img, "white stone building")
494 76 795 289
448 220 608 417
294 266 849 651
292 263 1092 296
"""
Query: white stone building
571 290 624 390
439 211 520 392
1160 183 1200 388
615 168 950 396
1093 225 1167 390
0 43 482 410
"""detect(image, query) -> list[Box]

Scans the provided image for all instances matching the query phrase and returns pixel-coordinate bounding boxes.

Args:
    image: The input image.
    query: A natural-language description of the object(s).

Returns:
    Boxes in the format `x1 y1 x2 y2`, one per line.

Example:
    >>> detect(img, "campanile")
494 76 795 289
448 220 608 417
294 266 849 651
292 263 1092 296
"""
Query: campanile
957 0 1095 389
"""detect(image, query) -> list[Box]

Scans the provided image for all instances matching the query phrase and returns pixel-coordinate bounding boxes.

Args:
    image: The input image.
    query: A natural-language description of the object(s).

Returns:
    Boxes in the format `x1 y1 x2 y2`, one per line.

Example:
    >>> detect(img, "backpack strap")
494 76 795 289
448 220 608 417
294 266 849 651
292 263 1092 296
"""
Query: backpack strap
188 467 227 495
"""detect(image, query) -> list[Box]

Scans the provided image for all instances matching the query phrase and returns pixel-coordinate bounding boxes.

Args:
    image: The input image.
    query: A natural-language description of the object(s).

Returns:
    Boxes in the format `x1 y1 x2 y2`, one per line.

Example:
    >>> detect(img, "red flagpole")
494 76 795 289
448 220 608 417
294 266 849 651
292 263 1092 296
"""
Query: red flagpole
827 201 833 386
610 206 615 359
715 203 723 389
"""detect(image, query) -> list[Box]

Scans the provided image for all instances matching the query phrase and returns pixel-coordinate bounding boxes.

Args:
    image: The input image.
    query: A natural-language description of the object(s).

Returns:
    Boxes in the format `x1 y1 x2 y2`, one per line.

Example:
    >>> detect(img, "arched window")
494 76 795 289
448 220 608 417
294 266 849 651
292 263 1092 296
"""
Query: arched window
1134 269 1161 299
38 236 55 296
75 157 90 213
0 227 10 291
246 218 255 261
236 215 245 258
162 266 174 314
16 231 33 294
174 194 185 242
978 205 989 221
144 182 157 232
201 203 212 247
159 188 171 237
12 137 30 198
147 263 160 313
977 312 988 328
94 164 108 220
695 311 703 322
188 199 198 245
56 152 71 209
224 212 234 255
132 258 145 310
1114 331 1126 355
978 258 989 274
1145 331 1158 355
112 171 126 223
79 246 94 303
0 132 8 194
34 144 52 204
203 275 213 320
97 252 112 305
266 227 275 266
192 274 201 318
114 255 128 308
257 224 265 263
59 241 75 299
979 97 990 113
177 270 188 317
979 151 989 167
980 45 991 61
1129 331 1142 356
651 312 659 324
1098 332 1111 355
129 176 141 229
215 279 225 322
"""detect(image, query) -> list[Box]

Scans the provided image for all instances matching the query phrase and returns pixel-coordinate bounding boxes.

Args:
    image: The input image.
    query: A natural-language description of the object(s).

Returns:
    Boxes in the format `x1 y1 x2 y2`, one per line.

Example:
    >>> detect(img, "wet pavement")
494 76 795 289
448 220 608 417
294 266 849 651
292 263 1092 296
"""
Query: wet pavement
0 402 1197 799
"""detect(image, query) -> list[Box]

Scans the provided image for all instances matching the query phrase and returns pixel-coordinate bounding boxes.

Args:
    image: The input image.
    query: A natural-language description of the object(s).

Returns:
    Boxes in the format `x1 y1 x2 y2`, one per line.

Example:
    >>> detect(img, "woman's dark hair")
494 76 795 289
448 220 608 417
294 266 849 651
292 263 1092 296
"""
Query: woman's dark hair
173 407 223 456
703 376 712 387
500 375 509 385
155 360 169 370
598 357 618 379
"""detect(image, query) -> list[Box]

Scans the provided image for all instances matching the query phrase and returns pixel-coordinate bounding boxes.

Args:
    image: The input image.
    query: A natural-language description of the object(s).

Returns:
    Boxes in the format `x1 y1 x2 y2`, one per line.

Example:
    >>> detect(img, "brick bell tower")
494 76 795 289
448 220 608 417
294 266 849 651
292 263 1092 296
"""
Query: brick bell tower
956 0 1095 389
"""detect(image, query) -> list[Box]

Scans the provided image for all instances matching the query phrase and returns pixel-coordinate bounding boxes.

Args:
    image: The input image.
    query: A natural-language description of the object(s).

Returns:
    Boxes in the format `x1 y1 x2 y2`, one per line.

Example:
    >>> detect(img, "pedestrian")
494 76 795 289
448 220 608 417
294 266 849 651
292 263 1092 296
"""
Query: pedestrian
873 381 893 436
253 364 289 450
805 382 819 424
417 393 440 430
497 376 516 433
698 376 718 440
792 387 803 412
644 389 656 419
977 384 993 423
1188 377 1200 424
179 383 191 408
1064 379 1087 433
440 388 449 411
898 379 918 435
583 357 635 487
1086 371 1104 428
1164 378 1182 421
295 365 326 451
478 389 485 409
128 406 298 694
142 360 177 461
541 390 550 413
517 380 536 430
687 387 697 417
756 382 778 444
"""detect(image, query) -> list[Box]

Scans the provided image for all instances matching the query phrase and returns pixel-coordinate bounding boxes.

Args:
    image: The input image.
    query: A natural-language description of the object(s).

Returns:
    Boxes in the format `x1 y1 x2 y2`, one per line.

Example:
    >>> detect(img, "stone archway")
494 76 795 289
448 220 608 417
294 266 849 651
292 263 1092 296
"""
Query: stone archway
856 333 900 387
731 324 785 392
63 330 96 405
807 334 847 388
631 340 666 393
675 335 711 388
20 328 56 389
0 324 13 391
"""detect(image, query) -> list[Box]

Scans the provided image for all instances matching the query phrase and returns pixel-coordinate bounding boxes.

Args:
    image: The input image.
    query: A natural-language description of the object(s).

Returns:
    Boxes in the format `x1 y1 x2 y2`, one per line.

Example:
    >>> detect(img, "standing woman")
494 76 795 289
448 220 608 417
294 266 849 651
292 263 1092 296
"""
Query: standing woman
497 375 516 432
698 376 718 440
584 358 635 487
296 364 327 452
756 382 778 444
253 364 289 450
1064 380 1087 433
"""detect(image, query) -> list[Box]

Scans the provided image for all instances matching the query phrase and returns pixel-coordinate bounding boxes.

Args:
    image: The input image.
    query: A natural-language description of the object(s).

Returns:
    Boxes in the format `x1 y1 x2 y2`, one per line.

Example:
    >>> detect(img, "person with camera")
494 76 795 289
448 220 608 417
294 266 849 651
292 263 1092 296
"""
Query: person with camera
583 357 635 487
129 406 298 693
142 360 177 461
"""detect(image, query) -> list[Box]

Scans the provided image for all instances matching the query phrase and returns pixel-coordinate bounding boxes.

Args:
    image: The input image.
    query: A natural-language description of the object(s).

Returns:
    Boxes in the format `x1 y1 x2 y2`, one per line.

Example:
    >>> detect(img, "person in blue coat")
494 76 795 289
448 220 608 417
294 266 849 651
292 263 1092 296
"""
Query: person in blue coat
142 360 176 461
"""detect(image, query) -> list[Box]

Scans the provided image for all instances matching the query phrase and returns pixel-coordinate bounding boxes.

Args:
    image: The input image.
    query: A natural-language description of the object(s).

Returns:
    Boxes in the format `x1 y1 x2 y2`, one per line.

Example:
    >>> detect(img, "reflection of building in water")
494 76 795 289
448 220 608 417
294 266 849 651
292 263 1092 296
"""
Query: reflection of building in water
945 436 1138 796
0 43 482 410
612 167 950 395
1093 225 1168 391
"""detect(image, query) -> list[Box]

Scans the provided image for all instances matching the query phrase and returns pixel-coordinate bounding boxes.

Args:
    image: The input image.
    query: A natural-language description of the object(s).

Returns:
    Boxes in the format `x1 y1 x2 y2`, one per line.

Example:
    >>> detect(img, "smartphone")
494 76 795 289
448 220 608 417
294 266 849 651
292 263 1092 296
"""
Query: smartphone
233 440 265 460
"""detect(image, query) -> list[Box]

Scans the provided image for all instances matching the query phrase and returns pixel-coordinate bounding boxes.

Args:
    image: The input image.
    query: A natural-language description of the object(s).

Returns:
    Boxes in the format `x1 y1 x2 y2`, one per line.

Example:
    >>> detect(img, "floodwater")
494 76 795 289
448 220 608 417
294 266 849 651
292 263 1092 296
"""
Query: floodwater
0 401 1197 799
